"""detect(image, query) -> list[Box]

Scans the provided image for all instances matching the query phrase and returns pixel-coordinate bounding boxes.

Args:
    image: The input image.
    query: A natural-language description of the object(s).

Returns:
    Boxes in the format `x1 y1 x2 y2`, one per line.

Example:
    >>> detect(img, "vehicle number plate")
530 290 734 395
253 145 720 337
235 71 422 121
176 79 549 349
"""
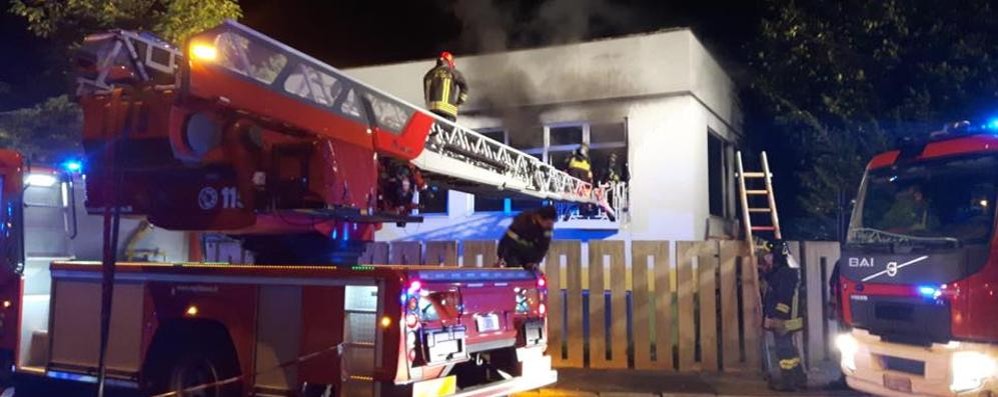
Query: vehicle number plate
884 374 912 393
476 314 500 332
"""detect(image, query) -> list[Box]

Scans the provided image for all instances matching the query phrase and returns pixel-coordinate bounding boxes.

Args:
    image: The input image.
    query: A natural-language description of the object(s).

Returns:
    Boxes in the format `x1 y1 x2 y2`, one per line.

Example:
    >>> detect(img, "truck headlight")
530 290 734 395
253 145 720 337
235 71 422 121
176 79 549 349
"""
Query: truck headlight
836 333 858 372
951 351 997 392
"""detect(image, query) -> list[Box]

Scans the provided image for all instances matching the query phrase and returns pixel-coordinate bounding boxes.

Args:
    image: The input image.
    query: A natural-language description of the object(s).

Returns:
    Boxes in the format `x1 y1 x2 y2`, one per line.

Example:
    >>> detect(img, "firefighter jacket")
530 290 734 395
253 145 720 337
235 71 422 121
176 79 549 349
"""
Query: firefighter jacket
763 263 803 332
566 153 592 181
423 64 468 118
497 210 553 265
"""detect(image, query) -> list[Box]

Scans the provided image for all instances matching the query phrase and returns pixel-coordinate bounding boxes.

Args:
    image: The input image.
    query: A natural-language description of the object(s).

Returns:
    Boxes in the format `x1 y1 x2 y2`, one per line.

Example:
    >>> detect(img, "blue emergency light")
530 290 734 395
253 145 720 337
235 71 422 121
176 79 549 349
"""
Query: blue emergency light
61 160 83 173
918 285 942 299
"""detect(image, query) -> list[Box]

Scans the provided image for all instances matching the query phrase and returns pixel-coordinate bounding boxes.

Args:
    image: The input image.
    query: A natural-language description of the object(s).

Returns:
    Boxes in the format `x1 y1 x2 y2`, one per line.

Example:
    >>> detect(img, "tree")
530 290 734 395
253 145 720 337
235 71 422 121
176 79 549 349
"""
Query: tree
0 95 82 163
9 0 241 45
746 0 998 239
4 0 241 163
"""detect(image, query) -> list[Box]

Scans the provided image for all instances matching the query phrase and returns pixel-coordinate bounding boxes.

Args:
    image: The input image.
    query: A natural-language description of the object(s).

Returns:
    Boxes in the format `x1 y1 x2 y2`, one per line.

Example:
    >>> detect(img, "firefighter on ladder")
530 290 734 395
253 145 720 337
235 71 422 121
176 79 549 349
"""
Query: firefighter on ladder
424 51 468 123
496 206 557 272
760 239 807 391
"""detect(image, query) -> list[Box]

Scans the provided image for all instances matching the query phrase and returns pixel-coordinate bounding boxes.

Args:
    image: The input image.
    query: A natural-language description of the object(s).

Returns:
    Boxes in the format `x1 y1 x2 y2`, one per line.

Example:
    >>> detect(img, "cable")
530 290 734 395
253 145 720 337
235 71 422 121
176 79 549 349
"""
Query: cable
149 343 345 397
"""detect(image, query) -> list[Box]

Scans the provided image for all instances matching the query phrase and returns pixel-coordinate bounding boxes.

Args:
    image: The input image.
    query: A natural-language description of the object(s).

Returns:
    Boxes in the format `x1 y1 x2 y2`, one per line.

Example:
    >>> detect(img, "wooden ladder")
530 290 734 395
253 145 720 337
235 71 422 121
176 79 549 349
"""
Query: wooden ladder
736 151 782 246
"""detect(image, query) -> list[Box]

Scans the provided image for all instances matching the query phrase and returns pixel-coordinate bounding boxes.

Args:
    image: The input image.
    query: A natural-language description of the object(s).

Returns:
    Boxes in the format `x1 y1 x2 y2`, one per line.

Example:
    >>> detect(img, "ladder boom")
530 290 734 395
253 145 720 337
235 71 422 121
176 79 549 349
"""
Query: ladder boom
183 21 604 206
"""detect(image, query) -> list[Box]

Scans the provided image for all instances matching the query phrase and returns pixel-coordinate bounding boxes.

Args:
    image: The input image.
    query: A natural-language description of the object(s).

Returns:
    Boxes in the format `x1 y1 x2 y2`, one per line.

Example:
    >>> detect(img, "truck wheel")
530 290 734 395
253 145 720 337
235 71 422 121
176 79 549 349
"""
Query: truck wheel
152 349 240 397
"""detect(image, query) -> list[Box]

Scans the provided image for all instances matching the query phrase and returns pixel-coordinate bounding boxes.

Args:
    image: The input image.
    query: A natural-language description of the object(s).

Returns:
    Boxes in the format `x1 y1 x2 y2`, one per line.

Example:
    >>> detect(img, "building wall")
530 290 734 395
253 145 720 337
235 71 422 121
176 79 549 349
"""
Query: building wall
344 29 742 243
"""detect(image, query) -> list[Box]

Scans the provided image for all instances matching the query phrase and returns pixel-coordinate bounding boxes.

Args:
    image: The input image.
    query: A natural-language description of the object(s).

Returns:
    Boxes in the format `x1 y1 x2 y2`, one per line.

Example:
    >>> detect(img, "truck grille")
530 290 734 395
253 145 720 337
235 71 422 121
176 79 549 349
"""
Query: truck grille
851 296 951 344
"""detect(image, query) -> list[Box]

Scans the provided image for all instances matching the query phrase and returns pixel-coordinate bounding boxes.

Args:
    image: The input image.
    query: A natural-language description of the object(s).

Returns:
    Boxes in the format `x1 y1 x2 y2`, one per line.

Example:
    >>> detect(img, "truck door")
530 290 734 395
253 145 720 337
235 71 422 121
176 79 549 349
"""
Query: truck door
0 149 22 373
18 166 73 371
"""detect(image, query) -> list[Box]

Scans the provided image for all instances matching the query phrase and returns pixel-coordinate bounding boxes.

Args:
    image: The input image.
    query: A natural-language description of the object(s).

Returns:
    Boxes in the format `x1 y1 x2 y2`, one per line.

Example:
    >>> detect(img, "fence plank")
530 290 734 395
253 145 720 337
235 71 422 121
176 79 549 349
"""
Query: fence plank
605 241 628 369
389 241 422 265
803 241 840 368
741 245 762 371
676 241 698 371
359 242 389 265
461 240 497 268
564 241 585 368
544 240 580 368
698 241 720 372
632 241 671 370
422 241 457 266
719 240 741 370
588 242 608 368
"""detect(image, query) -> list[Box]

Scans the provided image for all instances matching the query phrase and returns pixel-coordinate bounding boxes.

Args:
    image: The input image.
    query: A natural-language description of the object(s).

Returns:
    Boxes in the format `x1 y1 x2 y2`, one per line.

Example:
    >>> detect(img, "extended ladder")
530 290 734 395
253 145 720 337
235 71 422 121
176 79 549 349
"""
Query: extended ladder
736 151 782 246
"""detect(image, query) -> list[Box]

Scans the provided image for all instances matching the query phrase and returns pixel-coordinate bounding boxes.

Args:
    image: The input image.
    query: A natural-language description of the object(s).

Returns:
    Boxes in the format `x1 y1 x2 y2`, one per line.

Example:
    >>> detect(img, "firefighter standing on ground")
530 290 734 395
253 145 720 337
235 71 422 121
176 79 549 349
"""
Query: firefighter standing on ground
424 51 468 122
760 239 806 391
497 206 557 271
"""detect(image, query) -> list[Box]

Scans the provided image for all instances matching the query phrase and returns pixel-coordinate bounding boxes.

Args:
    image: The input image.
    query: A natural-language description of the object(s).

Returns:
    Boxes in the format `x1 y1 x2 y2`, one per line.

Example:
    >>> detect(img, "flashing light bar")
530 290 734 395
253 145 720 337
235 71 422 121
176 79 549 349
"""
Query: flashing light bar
414 269 536 282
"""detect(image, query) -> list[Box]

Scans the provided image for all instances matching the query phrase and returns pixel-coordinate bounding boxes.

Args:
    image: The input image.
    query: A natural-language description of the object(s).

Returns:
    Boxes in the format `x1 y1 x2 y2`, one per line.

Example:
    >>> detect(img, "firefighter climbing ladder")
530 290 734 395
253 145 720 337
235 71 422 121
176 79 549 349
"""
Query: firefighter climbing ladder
736 151 782 245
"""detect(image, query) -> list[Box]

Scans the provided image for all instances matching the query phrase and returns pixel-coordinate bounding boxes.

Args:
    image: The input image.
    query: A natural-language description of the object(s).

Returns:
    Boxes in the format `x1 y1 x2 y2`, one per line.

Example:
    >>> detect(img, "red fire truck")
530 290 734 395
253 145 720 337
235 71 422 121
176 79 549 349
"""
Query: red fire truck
0 20 607 396
837 123 998 396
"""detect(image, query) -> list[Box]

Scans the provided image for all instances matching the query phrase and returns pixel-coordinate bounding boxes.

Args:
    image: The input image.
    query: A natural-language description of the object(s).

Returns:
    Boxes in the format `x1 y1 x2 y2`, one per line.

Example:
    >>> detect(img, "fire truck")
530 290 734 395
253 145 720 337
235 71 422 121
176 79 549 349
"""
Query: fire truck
837 122 998 396
0 20 610 396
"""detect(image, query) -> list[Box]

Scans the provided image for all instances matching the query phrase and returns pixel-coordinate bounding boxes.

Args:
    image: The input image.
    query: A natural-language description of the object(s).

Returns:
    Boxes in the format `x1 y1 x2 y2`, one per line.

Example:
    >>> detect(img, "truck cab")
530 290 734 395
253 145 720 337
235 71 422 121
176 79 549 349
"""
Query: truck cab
838 128 998 396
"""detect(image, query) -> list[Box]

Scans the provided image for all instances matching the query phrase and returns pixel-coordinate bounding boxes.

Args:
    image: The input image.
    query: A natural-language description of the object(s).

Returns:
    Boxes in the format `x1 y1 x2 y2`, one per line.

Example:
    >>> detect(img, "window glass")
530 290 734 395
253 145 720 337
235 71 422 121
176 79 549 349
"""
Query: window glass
549 125 583 146
708 133 725 216
214 32 288 84
509 126 544 150
590 122 626 144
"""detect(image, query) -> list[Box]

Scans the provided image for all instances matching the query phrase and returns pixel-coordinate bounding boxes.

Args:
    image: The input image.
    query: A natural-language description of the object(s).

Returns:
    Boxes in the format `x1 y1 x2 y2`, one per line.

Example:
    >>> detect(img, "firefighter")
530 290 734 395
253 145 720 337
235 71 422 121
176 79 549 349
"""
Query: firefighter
566 144 594 216
423 51 468 122
760 239 807 391
496 206 557 271
379 159 429 215
566 143 593 183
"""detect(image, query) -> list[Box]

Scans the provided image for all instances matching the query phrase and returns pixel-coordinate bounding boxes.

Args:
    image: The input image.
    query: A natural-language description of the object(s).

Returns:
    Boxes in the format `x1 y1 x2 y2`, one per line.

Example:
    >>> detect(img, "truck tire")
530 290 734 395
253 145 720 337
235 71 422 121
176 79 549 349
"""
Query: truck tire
146 343 241 397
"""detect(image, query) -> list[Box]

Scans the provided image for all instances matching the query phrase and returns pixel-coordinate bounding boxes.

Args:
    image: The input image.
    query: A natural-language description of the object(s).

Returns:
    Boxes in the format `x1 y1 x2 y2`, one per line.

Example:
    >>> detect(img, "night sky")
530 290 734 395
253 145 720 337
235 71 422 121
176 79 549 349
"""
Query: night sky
0 0 761 110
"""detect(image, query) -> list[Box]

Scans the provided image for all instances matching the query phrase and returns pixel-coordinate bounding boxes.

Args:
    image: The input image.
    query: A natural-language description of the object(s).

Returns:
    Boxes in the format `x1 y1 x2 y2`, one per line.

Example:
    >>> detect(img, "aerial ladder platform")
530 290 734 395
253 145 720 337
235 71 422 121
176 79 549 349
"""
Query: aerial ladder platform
76 21 608 214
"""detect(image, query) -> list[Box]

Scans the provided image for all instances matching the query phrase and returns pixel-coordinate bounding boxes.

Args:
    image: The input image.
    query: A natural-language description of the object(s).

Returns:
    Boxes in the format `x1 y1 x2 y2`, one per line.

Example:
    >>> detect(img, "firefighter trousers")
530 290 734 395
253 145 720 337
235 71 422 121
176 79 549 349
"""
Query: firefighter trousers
770 331 806 390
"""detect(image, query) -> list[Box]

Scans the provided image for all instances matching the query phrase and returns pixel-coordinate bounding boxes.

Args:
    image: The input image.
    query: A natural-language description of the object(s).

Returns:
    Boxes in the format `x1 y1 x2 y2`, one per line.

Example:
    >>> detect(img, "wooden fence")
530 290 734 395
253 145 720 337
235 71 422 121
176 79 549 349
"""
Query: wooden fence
358 239 842 373
207 237 841 372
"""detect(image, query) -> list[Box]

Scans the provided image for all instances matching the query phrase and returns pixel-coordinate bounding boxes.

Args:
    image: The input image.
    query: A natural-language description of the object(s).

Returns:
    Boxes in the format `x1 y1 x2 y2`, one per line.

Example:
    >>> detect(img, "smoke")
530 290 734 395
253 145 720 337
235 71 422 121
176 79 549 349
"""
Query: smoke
452 0 632 52
448 0 636 135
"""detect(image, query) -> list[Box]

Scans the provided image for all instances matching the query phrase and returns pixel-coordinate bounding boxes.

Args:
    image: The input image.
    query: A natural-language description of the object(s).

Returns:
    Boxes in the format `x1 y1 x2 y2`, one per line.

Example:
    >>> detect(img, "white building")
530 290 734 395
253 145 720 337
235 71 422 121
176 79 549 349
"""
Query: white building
345 28 742 243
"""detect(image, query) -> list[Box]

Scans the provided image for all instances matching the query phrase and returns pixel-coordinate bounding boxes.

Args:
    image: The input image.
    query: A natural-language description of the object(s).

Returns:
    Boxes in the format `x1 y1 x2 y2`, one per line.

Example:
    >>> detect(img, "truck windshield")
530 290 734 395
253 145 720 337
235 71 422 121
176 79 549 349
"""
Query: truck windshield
848 154 998 246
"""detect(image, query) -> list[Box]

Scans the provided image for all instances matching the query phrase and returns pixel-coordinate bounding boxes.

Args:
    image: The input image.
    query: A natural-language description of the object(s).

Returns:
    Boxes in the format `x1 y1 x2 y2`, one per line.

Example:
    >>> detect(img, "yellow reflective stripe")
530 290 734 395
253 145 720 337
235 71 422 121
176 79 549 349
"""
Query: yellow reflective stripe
506 230 530 246
429 102 457 115
441 76 452 104
776 303 790 313
779 357 801 370
784 317 803 331
568 158 591 171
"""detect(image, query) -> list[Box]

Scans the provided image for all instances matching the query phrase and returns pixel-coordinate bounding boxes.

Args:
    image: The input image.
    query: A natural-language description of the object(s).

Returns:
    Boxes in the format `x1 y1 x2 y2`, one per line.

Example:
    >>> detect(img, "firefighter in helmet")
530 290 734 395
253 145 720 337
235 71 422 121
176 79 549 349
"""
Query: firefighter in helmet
566 143 593 183
760 239 806 391
497 206 557 271
423 51 468 122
